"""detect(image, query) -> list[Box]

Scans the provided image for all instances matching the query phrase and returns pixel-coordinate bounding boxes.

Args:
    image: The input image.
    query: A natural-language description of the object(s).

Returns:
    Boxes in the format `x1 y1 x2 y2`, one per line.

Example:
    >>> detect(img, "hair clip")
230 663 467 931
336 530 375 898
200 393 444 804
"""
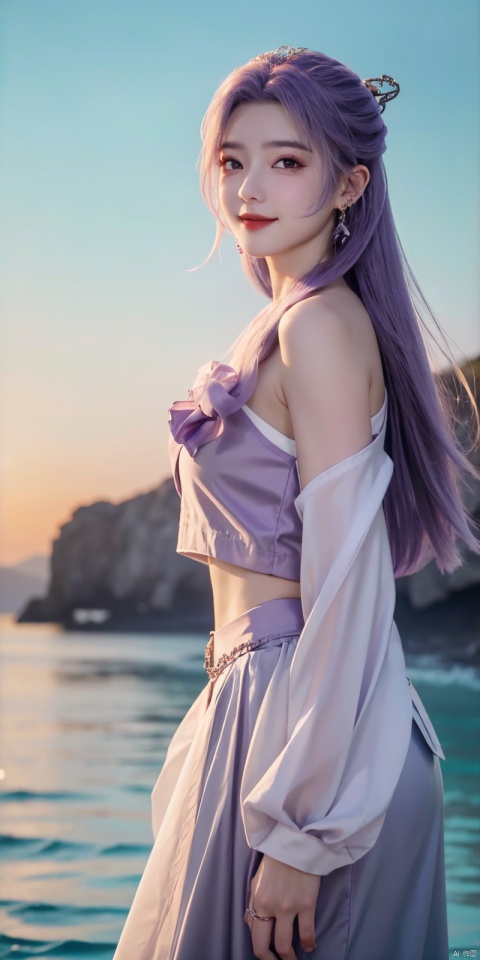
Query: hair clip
362 74 400 113
274 45 308 59
252 45 308 65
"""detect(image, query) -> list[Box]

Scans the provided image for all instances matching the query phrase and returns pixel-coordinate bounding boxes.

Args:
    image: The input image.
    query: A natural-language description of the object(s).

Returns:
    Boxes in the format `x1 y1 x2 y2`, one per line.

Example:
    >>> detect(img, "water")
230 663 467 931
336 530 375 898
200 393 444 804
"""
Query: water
0 615 478 958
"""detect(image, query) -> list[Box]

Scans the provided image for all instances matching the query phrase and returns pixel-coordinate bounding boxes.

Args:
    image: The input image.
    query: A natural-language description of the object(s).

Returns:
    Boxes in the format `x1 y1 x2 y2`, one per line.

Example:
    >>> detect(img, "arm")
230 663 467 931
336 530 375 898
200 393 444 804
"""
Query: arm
240 299 413 877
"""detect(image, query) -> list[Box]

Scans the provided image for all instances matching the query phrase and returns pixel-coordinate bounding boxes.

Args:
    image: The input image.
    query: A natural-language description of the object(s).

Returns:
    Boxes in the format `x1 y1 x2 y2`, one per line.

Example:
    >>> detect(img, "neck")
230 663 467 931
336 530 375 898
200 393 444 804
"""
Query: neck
265 213 339 301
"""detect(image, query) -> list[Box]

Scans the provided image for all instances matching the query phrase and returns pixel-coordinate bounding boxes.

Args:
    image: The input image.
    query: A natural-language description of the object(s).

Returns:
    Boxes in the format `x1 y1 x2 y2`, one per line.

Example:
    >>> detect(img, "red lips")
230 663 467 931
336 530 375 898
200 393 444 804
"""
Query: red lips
240 214 276 221
239 214 277 231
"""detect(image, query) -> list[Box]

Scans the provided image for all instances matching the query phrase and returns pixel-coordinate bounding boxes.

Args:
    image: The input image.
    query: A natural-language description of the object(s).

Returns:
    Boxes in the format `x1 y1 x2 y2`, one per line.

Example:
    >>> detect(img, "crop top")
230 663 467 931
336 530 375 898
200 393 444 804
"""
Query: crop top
168 368 387 580
165 358 446 878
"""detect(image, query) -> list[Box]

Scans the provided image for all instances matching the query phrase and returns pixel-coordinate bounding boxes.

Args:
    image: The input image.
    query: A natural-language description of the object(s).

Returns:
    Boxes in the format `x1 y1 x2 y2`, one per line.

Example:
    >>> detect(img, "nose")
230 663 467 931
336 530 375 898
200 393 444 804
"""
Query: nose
238 167 266 203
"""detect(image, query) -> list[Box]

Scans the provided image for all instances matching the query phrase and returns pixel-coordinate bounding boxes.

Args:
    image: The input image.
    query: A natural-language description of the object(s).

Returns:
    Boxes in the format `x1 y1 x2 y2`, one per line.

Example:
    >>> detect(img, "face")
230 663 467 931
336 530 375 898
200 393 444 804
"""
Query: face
218 101 338 265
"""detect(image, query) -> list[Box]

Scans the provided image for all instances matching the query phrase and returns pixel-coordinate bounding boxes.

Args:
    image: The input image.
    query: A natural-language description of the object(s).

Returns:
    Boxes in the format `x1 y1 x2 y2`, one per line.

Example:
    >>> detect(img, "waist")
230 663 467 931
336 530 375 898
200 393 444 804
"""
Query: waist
208 556 301 631
205 596 305 679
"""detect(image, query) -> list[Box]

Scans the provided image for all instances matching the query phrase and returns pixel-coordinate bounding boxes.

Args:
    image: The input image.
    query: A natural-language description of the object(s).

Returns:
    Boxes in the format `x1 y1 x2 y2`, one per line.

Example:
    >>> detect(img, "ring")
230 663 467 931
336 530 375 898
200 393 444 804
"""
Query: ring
248 904 275 922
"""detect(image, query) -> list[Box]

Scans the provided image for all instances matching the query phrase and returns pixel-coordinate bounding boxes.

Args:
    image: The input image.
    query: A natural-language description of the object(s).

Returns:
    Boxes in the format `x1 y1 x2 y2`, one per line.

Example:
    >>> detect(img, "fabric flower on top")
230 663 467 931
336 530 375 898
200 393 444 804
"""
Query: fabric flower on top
167 360 251 458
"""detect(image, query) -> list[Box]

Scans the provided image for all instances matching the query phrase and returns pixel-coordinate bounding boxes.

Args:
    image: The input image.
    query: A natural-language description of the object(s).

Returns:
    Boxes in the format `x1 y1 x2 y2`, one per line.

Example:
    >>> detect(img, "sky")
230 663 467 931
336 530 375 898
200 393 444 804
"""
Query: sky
0 0 479 566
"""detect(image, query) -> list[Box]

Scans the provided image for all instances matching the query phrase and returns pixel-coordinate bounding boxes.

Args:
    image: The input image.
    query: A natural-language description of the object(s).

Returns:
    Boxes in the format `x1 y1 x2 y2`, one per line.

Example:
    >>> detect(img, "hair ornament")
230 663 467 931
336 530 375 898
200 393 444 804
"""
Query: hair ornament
361 75 400 113
251 45 309 65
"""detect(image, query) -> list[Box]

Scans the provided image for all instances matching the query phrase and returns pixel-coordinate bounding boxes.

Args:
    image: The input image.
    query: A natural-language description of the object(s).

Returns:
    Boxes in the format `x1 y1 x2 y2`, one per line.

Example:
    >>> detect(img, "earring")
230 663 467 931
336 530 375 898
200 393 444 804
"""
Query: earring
332 198 354 247
236 240 244 254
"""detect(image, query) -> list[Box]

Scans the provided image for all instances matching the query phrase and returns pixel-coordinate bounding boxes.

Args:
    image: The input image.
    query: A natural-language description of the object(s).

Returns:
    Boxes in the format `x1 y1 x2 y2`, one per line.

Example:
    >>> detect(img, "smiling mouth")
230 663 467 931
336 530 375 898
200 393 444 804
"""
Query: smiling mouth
239 215 277 221
239 216 277 230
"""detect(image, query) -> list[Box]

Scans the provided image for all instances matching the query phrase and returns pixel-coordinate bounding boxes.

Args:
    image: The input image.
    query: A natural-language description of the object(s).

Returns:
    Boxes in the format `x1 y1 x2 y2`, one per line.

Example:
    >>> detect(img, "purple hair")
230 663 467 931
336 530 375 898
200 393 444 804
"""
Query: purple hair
194 48 480 578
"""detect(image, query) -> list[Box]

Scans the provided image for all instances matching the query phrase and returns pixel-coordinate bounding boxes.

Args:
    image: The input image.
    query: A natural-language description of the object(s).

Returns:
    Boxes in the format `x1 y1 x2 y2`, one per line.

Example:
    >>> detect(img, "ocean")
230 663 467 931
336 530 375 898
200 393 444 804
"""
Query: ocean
0 615 478 958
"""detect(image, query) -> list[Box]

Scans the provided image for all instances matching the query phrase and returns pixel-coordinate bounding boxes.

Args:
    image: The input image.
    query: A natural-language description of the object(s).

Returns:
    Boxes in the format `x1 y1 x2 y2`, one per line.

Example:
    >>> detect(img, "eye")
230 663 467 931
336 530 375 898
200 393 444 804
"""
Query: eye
217 157 241 171
273 156 303 169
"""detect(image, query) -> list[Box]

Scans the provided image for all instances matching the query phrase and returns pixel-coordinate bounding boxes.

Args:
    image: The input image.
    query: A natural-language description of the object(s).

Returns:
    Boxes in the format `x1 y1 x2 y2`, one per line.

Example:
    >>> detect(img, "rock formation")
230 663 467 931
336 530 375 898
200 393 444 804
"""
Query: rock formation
19 481 214 631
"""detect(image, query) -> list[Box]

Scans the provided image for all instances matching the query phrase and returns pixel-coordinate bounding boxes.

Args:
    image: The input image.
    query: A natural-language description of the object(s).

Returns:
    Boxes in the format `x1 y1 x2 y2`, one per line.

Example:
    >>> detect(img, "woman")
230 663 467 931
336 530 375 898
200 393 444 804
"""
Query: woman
114 47 480 960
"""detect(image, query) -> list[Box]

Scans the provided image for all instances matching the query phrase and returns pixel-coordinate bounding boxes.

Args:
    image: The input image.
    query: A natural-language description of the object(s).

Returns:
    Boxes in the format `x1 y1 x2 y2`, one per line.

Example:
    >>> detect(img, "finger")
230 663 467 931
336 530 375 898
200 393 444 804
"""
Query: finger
297 906 317 954
273 915 297 960
250 917 277 959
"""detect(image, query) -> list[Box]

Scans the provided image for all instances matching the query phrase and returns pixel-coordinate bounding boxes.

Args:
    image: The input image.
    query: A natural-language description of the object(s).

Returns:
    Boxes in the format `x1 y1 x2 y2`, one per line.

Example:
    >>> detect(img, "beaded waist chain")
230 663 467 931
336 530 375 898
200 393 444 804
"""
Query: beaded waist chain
204 631 280 682
204 629 415 706
205 634 415 686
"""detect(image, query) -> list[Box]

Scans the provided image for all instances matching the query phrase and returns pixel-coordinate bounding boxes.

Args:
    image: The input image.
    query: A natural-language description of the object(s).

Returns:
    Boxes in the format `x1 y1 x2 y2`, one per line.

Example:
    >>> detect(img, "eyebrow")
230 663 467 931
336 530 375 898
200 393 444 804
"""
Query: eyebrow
220 139 312 153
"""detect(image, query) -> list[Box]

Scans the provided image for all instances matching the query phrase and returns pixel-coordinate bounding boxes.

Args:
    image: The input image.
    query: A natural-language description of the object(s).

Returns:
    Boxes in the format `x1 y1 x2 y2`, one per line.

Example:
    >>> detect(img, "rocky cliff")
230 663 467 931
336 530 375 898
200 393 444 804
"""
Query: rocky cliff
19 481 214 631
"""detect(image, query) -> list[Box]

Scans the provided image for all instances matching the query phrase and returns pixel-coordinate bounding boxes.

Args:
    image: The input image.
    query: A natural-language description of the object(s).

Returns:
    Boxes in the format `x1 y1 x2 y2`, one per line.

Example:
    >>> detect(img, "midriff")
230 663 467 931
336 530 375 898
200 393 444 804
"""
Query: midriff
208 555 301 632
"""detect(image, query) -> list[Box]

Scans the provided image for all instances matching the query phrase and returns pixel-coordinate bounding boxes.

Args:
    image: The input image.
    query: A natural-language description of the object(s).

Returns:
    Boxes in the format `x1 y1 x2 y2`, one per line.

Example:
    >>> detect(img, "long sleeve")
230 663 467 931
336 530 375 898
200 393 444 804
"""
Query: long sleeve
240 413 415 876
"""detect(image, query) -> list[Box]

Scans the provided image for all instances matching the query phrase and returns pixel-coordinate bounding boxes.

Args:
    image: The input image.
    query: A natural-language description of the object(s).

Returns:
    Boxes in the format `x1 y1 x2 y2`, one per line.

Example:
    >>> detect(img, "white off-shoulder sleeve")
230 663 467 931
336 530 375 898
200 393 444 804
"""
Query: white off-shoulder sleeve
240 403 416 876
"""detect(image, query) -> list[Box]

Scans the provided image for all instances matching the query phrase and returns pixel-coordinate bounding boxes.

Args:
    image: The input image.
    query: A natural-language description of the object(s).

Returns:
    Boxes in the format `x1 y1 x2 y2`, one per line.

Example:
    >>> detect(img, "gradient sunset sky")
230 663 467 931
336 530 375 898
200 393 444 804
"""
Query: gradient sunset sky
1 0 479 566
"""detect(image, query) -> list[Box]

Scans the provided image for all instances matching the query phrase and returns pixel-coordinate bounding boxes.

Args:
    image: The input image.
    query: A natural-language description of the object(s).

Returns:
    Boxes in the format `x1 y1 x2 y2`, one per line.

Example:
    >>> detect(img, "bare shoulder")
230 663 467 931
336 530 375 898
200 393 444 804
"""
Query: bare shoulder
277 288 381 488
277 287 373 403
278 286 378 372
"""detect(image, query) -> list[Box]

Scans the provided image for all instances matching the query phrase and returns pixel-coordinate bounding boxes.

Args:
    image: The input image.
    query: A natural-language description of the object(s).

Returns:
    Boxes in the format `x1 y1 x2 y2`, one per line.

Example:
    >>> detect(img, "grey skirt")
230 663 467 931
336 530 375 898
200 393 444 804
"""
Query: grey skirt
113 597 448 960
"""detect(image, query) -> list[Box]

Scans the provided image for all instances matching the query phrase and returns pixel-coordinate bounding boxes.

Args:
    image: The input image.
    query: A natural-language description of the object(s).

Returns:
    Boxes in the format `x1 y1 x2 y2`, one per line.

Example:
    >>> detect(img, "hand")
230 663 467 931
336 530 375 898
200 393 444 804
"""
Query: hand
244 854 320 959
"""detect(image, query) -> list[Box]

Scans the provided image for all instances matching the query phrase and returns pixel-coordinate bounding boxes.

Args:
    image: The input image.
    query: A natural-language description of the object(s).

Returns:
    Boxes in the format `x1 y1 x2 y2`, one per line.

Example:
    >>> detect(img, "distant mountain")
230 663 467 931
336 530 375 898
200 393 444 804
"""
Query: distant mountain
10 554 50 583
0 564 48 615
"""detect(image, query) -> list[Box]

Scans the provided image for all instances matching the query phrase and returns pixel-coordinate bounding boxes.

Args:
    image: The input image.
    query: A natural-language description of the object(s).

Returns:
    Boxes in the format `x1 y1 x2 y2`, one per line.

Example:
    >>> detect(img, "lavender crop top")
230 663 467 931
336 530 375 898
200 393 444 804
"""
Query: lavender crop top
167 359 387 581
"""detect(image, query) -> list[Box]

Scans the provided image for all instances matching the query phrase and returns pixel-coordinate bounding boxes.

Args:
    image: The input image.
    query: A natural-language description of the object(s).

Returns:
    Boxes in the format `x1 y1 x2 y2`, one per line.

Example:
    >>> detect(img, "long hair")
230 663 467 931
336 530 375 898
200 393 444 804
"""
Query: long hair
193 48 480 578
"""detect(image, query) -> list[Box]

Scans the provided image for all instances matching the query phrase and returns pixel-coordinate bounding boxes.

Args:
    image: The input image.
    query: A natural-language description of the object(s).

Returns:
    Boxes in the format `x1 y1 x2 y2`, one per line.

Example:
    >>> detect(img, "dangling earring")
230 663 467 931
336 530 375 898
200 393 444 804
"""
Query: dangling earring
236 240 244 254
332 198 354 247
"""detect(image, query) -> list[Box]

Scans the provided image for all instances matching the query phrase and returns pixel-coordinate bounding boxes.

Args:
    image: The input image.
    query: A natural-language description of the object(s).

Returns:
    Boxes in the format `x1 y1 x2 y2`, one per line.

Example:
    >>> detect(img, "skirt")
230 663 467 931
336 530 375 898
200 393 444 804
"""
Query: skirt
113 597 449 960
